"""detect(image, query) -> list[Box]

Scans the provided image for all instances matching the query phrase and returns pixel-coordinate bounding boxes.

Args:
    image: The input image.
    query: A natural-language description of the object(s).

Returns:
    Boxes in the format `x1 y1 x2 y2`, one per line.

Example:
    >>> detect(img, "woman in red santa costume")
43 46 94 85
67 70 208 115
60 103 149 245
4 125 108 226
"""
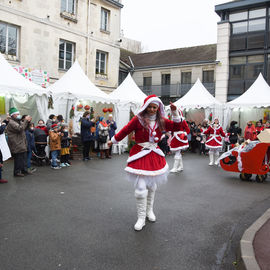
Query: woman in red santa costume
108 95 181 231
204 117 226 165
169 109 190 172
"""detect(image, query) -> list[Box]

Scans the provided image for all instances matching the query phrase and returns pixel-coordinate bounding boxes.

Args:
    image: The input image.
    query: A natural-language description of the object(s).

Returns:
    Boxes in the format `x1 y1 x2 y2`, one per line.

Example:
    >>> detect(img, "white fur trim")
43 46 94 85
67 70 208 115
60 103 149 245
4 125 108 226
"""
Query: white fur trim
170 145 189 151
171 110 180 122
125 163 169 176
127 148 165 163
111 136 118 144
137 96 165 116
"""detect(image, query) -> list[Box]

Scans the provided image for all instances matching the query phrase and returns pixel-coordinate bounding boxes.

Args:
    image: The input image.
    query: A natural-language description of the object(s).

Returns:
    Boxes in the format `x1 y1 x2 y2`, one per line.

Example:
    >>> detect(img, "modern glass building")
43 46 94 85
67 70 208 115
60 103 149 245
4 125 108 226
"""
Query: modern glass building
215 0 270 101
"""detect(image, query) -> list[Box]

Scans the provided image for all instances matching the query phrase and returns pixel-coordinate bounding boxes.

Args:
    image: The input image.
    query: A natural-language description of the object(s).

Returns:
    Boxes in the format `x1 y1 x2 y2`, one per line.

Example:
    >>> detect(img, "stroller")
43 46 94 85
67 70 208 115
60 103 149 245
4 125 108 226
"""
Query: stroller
32 128 50 166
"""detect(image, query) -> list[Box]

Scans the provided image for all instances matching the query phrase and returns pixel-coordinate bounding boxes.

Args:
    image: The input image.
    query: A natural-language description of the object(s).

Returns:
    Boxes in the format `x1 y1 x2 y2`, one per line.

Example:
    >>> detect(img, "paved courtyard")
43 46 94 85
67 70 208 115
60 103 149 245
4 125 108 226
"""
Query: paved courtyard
1 153 270 270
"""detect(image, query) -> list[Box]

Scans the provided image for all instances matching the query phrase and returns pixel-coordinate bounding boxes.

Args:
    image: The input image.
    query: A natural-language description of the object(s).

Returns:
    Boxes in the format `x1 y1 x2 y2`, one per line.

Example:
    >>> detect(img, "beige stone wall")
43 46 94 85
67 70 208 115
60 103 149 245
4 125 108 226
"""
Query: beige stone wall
215 22 230 103
0 0 121 90
132 64 216 87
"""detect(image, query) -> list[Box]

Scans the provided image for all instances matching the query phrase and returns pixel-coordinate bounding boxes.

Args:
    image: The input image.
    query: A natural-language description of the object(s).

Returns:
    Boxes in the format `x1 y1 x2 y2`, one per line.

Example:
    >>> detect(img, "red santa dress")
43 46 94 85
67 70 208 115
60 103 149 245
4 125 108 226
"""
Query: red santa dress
170 119 190 151
111 95 181 187
204 124 225 151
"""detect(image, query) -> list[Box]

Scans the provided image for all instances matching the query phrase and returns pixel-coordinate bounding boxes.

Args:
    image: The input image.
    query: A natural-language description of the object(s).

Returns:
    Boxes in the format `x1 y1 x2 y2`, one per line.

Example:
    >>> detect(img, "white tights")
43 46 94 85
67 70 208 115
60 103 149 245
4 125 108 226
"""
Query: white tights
209 149 220 155
135 177 157 193
173 149 182 159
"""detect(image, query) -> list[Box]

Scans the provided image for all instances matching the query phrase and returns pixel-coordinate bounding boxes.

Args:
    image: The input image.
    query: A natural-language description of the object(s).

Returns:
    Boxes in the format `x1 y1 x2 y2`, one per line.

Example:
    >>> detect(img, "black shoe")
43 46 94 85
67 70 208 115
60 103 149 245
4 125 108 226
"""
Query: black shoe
14 173 25 177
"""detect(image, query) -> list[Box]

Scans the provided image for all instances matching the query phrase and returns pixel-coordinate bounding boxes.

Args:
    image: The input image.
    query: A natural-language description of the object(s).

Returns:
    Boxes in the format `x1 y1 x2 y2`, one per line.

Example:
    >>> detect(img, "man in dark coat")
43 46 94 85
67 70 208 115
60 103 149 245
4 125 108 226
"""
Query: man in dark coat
80 111 95 161
6 107 32 177
106 114 117 156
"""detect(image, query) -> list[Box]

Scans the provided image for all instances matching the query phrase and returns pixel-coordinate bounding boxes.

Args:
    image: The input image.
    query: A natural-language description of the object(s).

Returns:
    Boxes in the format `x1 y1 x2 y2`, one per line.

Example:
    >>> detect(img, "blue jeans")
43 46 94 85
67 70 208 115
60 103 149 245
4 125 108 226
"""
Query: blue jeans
51 150 59 167
27 150 32 169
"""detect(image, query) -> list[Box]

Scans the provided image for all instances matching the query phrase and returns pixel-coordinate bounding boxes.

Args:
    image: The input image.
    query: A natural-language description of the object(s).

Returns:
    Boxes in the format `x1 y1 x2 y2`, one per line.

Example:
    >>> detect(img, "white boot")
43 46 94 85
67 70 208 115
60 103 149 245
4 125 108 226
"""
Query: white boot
214 152 220 165
146 189 156 222
177 155 183 172
134 189 148 231
170 158 180 173
209 152 214 166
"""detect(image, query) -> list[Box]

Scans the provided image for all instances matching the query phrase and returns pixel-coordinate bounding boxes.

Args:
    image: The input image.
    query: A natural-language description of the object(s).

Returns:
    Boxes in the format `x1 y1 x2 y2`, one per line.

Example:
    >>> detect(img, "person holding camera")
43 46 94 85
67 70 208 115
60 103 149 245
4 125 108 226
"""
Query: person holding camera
6 107 32 177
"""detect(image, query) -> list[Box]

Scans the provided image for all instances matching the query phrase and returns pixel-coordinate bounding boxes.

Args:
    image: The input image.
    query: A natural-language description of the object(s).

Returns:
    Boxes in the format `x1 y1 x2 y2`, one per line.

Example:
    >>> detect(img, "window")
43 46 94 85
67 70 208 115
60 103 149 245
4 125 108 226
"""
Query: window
181 72 191 84
249 8 266 19
248 18 265 32
101 8 110 32
203 70 214 83
59 40 75 70
61 0 76 14
143 76 152 87
161 74 170 85
232 21 248 34
96 51 107 74
0 22 18 56
229 11 248 22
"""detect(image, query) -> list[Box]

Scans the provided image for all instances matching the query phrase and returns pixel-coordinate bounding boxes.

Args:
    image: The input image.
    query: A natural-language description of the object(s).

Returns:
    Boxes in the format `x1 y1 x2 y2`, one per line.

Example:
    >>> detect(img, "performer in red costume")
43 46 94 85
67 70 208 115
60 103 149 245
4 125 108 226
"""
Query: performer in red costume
108 95 181 231
204 117 226 166
169 110 190 172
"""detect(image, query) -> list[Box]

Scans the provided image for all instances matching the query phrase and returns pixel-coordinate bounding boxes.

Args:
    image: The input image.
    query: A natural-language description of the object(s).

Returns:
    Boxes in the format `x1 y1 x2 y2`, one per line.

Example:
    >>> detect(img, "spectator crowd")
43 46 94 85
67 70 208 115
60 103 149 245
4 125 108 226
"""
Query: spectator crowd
0 106 269 184
0 107 117 183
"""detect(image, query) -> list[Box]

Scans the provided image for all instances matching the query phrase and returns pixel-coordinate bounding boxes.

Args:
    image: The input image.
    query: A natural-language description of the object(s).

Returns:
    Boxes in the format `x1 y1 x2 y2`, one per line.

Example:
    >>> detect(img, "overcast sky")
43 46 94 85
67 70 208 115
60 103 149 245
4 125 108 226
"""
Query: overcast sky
121 0 228 52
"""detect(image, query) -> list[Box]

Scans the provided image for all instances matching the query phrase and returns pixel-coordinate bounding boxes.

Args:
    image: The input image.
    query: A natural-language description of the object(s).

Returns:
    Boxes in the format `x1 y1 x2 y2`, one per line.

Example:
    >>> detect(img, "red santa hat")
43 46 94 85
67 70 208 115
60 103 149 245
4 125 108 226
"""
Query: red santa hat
137 95 165 116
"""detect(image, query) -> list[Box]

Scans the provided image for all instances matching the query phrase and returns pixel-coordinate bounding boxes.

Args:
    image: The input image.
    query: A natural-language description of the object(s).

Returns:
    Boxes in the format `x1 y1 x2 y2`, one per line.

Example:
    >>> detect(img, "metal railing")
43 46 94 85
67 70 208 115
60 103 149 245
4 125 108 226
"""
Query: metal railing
140 82 215 98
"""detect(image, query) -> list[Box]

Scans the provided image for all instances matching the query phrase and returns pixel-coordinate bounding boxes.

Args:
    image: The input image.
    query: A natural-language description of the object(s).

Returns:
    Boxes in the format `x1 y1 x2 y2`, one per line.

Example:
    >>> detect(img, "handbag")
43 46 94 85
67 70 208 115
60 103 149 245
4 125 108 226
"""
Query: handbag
98 135 107 143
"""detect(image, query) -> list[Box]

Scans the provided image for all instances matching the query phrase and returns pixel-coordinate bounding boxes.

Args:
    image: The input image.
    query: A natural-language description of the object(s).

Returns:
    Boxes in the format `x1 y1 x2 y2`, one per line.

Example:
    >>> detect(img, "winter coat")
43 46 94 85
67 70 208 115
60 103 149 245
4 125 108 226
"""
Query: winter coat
61 131 71 148
106 120 117 139
49 130 61 151
25 129 36 153
6 118 29 154
80 118 95 142
227 125 241 144
35 125 48 136
244 125 256 141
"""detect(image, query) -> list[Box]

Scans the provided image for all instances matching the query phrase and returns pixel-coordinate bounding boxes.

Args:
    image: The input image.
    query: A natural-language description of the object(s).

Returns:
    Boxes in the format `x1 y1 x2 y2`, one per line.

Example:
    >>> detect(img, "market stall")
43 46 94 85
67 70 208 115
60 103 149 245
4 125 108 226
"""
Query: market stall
109 73 147 149
47 60 115 133
168 78 223 125
225 73 270 131
0 53 48 123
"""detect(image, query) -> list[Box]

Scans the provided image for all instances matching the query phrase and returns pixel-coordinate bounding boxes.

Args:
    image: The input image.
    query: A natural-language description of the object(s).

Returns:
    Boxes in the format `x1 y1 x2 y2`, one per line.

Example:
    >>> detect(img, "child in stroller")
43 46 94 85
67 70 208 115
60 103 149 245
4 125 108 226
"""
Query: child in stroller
33 120 50 166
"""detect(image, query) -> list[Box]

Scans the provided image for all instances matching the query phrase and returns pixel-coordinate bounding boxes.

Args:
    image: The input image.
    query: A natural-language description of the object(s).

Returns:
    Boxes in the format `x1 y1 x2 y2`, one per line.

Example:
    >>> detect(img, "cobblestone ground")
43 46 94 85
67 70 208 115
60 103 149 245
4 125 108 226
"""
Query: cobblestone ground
1 153 270 270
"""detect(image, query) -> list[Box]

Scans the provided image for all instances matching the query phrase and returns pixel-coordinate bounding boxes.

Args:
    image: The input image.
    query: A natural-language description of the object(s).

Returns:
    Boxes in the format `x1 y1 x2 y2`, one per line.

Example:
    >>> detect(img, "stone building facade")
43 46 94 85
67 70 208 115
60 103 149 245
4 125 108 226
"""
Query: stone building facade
0 0 123 92
120 44 217 105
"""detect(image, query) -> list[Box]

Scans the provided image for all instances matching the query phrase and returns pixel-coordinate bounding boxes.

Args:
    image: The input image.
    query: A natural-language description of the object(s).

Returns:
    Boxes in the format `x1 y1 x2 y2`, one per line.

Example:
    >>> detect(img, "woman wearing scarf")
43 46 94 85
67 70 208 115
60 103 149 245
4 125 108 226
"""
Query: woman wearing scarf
108 95 181 231
98 117 110 159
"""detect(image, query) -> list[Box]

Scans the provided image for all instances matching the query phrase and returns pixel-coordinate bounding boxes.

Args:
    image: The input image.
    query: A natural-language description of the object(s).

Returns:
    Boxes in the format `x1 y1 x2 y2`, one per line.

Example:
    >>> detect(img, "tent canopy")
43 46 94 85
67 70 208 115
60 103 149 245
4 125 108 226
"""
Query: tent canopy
0 53 47 96
227 73 270 108
174 78 222 109
109 73 147 105
48 60 112 103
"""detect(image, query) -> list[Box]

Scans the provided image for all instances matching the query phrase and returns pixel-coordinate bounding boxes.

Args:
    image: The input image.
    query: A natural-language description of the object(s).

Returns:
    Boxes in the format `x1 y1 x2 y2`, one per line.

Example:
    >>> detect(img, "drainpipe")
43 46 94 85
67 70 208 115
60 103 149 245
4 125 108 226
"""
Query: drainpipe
86 0 91 76
128 56 135 75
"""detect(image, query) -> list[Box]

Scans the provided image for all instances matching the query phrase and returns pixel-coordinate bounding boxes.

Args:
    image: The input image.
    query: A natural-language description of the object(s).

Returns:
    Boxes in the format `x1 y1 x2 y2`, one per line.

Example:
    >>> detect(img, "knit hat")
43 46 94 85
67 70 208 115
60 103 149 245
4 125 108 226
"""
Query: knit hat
51 124 58 129
137 95 165 116
9 107 19 116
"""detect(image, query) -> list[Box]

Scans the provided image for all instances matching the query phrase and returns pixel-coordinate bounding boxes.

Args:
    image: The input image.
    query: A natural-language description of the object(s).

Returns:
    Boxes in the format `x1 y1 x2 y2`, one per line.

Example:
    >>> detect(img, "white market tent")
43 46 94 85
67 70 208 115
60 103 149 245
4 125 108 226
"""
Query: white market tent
170 78 223 125
225 73 270 130
0 53 48 122
227 73 270 108
109 73 147 148
47 60 115 130
109 73 147 105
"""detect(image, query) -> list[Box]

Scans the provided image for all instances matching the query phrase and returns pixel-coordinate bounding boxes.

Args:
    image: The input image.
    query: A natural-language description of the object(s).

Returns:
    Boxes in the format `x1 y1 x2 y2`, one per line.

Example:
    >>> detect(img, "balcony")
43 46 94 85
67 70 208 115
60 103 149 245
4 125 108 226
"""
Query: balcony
139 83 215 104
